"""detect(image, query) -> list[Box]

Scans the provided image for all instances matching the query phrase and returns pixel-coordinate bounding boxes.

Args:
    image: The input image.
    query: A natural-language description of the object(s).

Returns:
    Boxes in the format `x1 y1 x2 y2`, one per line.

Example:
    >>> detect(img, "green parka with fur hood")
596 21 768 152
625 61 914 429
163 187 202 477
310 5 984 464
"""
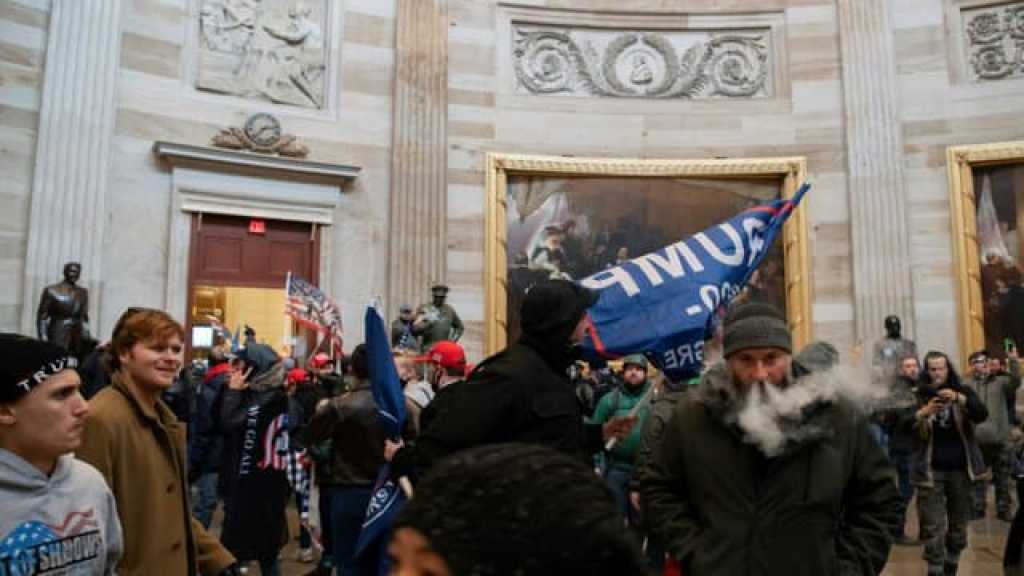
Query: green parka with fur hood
639 361 901 575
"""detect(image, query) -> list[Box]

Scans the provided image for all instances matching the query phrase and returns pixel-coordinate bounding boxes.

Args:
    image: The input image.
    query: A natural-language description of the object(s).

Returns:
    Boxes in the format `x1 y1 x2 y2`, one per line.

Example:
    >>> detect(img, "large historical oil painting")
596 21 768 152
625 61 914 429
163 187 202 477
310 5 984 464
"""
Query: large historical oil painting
485 154 811 360
948 141 1024 366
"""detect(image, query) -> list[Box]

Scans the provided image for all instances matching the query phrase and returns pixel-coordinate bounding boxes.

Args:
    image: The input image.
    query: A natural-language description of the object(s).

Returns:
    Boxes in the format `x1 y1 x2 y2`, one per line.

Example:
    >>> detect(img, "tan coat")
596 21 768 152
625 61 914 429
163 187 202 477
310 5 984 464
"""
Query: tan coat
76 374 235 576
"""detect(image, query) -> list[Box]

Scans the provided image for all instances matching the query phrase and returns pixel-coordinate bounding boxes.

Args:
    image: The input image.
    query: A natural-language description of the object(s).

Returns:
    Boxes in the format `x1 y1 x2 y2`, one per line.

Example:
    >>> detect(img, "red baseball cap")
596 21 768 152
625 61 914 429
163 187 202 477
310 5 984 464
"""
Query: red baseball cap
415 341 466 371
310 353 331 369
287 368 308 385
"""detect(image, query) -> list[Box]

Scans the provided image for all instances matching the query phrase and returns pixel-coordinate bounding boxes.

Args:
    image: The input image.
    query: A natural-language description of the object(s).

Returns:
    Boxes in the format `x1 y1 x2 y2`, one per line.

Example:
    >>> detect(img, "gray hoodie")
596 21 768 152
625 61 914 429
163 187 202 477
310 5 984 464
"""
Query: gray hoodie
0 449 122 575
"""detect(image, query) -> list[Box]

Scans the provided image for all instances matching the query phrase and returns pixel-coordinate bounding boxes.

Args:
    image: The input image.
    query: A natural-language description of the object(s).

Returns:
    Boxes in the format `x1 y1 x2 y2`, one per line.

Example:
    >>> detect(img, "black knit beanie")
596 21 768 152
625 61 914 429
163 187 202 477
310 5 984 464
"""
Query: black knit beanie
0 333 79 403
519 280 599 343
722 301 792 358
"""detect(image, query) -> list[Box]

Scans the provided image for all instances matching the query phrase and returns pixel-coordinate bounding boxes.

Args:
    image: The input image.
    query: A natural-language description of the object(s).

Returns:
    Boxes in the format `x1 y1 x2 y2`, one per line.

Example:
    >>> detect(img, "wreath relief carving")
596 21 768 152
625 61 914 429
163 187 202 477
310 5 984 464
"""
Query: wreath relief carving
512 24 771 99
963 2 1024 82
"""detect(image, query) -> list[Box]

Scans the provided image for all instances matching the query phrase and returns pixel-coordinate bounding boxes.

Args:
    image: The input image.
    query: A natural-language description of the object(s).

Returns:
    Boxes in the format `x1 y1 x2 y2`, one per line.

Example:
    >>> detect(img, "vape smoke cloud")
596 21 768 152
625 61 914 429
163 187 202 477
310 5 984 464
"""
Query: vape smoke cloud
735 365 892 457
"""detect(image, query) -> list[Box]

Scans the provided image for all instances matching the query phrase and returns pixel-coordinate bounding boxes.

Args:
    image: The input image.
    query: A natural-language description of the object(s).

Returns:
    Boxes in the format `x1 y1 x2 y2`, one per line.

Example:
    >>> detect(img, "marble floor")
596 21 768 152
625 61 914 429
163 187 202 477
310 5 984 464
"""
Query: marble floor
244 496 1015 575
881 499 1011 576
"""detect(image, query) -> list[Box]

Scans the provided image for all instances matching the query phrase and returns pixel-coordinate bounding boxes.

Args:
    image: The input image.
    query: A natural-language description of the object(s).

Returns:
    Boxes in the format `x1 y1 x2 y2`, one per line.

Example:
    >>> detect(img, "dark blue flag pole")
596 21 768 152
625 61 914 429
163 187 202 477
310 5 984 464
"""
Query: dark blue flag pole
354 305 410 572
580 182 810 382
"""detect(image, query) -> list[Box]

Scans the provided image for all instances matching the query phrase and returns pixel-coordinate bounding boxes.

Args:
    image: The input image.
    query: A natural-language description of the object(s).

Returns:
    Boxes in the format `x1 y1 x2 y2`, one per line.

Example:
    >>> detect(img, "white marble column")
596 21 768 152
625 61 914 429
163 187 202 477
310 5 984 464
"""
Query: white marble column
836 0 915 343
387 0 449 313
20 0 123 337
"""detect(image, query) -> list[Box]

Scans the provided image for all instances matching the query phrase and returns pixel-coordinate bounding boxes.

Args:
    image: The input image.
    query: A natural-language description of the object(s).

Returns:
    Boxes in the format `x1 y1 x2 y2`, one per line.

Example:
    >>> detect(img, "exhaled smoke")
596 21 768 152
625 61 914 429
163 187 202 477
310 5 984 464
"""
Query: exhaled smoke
735 365 890 457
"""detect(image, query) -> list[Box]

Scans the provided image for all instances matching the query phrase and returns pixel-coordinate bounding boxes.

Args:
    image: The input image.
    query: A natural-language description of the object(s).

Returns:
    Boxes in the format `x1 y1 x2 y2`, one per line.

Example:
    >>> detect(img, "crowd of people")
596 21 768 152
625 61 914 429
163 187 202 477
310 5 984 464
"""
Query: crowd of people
6 278 1024 575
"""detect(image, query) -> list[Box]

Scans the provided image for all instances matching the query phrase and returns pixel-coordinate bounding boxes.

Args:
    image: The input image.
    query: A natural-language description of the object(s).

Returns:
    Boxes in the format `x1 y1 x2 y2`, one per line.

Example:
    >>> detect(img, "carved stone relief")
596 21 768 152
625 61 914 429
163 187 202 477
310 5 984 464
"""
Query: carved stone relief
962 2 1024 82
512 24 771 99
211 113 310 157
197 0 327 108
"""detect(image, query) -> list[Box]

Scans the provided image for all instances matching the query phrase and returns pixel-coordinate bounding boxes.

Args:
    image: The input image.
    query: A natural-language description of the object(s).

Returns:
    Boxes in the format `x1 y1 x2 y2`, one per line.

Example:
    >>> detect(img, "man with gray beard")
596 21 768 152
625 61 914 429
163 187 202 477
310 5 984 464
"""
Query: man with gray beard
640 302 900 575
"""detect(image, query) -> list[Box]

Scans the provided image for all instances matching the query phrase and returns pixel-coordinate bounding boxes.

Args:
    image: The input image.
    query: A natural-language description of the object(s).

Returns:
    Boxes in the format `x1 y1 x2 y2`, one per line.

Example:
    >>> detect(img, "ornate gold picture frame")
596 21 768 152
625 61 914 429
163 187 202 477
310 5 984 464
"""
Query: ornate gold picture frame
948 140 1024 367
484 153 812 357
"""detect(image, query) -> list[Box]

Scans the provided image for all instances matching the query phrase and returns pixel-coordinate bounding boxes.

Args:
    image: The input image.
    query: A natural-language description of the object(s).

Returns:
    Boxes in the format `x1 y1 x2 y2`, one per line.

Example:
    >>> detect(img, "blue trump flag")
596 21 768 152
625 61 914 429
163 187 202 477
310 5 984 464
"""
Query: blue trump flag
355 306 407 568
580 183 810 382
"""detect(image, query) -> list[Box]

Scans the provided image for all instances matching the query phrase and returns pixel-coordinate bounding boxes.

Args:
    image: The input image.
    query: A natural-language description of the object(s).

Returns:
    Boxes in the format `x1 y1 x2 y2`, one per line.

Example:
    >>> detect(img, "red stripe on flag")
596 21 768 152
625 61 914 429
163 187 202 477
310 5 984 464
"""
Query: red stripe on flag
585 314 616 359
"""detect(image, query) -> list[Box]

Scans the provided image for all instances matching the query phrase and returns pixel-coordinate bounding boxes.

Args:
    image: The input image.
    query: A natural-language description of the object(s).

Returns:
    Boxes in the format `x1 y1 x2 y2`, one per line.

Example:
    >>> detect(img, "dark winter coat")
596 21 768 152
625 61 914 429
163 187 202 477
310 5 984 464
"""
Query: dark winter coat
306 381 391 486
400 280 602 481
218 364 291 563
189 362 230 480
400 341 604 481
883 375 920 454
906 379 988 486
965 357 1021 446
629 377 699 492
639 364 901 576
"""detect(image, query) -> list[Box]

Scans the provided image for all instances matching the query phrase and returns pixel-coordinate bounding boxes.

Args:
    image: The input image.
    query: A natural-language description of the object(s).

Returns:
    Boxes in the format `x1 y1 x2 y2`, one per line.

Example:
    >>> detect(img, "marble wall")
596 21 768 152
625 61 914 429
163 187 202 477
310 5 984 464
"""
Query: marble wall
0 0 49 332
4 0 1024 365
84 0 397 339
894 0 1024 358
445 0 853 362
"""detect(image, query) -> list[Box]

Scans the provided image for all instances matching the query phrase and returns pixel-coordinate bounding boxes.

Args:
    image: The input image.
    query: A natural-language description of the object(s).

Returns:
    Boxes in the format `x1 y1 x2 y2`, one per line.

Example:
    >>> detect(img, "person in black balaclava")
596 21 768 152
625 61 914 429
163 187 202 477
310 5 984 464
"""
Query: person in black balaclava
385 279 637 483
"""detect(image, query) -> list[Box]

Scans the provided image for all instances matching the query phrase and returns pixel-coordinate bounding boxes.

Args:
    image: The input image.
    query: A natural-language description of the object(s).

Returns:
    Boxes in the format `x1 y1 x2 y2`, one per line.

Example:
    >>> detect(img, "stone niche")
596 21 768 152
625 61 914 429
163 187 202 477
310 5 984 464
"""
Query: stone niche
952 0 1024 83
196 0 328 109
500 6 787 101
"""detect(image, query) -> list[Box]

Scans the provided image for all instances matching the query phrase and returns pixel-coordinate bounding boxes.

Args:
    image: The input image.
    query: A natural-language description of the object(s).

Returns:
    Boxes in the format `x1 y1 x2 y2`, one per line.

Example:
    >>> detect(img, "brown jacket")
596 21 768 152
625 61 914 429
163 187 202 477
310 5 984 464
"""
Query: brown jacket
76 373 235 576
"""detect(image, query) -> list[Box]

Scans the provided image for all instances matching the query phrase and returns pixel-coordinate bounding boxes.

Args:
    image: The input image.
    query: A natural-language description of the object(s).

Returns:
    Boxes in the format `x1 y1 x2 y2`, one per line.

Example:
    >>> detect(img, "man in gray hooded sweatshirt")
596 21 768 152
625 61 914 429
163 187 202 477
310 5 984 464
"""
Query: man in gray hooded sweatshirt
0 333 122 575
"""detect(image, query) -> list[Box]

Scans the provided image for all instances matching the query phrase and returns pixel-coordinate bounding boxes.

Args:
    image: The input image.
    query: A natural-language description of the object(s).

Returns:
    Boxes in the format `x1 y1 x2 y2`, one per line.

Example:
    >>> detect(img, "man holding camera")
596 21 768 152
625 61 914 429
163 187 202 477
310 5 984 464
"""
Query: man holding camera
912 351 988 576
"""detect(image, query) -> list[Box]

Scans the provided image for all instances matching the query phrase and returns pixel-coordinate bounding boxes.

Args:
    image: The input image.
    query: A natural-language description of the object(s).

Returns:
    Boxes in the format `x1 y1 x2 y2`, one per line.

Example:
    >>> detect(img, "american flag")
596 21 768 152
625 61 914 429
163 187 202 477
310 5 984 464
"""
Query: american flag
0 511 99 565
285 273 343 356
258 413 289 471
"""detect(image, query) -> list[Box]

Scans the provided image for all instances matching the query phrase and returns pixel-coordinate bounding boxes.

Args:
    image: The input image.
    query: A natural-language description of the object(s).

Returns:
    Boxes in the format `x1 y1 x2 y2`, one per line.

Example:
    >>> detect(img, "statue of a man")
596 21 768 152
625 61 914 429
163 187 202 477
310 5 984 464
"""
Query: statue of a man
413 284 464 350
37 262 91 351
872 315 918 386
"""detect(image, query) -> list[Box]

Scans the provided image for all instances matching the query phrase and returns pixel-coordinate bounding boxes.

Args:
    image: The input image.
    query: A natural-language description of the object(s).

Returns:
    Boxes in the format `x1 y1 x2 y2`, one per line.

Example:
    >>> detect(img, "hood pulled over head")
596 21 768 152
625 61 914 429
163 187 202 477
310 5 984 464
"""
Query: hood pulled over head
519 280 598 348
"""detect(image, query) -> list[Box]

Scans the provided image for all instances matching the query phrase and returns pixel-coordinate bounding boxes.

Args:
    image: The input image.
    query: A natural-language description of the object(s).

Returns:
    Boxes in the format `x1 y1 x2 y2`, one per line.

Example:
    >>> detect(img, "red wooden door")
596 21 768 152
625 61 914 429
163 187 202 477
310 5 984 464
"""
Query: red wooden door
185 214 321 358
191 214 318 288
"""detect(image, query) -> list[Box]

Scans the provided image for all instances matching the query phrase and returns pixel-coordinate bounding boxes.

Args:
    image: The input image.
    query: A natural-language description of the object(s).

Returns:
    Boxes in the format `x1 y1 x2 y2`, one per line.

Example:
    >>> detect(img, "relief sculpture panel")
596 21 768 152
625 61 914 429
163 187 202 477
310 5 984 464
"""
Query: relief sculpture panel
961 1 1024 82
197 0 327 109
512 24 772 99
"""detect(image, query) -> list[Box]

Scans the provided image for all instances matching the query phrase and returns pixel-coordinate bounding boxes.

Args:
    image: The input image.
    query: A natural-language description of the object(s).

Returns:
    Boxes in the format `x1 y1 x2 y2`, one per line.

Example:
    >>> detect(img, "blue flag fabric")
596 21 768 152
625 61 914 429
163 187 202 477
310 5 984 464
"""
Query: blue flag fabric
355 306 407 567
580 183 809 382
365 306 406 438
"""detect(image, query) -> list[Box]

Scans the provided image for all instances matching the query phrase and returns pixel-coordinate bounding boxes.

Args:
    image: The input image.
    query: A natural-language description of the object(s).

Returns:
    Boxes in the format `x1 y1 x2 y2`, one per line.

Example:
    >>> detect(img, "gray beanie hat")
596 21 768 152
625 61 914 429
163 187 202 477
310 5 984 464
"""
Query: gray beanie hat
722 301 792 358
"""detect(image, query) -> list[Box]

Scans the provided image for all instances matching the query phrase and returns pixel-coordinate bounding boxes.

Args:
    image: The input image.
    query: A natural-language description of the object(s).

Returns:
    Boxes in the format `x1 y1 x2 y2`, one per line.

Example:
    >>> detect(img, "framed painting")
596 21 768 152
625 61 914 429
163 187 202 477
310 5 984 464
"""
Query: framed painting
948 140 1024 367
484 153 812 360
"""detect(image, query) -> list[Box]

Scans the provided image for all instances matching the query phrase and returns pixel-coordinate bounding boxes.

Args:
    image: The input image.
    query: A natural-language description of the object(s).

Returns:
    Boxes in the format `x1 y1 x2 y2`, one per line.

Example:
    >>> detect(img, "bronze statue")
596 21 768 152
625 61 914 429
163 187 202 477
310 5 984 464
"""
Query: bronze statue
872 314 918 387
413 284 464 349
37 262 91 352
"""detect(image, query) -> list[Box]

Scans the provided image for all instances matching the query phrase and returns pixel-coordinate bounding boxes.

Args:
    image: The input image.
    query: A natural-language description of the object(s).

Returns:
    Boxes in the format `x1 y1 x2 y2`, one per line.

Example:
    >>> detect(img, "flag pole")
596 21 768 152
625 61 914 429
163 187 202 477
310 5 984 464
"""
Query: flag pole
604 381 655 452
284 271 294 358
399 477 414 499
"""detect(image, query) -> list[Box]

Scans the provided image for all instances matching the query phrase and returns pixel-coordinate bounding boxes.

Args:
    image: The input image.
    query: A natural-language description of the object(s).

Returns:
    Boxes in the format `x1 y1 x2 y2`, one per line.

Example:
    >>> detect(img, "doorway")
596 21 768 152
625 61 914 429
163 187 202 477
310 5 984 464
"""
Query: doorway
186 213 320 361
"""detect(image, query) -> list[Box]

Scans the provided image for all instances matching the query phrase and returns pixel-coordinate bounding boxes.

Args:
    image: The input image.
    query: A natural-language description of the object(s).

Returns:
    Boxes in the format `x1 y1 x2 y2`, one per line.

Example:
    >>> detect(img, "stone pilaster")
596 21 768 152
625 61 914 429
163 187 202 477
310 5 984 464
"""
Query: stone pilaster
20 0 123 336
388 0 449 314
836 0 915 343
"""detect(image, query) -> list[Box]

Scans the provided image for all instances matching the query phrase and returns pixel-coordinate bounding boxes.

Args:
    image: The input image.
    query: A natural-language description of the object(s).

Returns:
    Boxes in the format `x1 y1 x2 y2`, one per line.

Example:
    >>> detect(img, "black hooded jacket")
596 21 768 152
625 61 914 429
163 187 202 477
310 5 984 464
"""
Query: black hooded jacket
395 280 602 481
